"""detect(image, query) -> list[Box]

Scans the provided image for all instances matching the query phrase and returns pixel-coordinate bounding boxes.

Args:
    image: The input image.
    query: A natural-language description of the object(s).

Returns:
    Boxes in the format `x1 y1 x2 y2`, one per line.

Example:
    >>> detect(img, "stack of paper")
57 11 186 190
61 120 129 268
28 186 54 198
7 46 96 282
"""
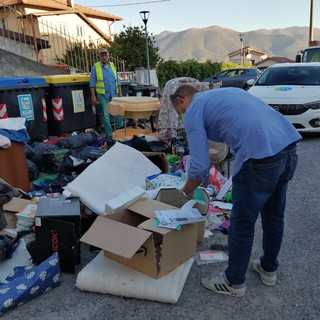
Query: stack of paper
15 204 37 232
154 208 205 229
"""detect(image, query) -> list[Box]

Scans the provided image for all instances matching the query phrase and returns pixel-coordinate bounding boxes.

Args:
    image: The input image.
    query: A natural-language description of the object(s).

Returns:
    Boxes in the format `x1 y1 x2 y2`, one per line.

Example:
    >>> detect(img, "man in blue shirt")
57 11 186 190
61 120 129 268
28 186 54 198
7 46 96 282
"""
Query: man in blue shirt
170 84 302 297
89 48 122 136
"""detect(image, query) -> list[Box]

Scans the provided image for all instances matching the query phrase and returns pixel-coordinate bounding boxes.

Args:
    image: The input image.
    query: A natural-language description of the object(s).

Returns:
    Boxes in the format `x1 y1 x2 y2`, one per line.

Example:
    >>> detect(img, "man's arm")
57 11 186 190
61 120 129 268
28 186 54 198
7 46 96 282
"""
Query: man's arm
89 65 98 105
90 87 98 106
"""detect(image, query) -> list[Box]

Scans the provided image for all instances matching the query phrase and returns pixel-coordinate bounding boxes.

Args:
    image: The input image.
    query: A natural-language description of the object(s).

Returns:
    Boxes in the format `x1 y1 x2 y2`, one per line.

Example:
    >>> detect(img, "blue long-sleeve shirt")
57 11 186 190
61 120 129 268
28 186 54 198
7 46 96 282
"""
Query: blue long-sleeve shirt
89 61 120 98
183 87 302 179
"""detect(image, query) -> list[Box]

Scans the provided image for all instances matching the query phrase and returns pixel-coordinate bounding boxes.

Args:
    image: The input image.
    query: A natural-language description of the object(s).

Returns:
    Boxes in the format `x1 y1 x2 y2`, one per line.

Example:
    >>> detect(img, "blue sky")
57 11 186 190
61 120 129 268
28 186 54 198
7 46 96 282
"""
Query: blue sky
77 0 319 35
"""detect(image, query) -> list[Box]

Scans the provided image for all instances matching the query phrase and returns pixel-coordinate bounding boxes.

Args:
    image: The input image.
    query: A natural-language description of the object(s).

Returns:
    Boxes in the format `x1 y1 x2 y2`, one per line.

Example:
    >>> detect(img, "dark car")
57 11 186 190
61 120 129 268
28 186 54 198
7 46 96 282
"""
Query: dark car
202 67 262 90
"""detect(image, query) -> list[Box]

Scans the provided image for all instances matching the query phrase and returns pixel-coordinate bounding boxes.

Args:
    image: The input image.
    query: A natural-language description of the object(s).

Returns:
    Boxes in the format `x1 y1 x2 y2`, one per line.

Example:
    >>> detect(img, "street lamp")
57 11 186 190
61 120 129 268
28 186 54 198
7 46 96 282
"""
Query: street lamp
139 10 151 84
239 33 244 66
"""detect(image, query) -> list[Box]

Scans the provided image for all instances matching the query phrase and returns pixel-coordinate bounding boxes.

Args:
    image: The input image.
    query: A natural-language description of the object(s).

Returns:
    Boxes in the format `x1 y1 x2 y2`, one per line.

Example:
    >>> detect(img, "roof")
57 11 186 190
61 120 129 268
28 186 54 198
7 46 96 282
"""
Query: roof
0 0 122 21
255 56 295 66
228 45 267 57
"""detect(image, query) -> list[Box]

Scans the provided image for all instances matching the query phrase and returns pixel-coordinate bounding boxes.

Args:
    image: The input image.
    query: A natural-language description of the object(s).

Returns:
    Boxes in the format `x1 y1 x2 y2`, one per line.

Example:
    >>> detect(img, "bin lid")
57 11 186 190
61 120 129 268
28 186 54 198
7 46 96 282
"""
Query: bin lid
0 76 47 88
120 80 132 85
43 74 90 84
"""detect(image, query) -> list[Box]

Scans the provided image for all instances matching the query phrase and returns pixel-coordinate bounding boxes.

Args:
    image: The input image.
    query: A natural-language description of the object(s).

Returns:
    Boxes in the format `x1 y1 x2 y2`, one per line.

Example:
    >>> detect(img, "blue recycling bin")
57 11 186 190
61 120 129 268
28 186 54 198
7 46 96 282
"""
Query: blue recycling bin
0 76 49 140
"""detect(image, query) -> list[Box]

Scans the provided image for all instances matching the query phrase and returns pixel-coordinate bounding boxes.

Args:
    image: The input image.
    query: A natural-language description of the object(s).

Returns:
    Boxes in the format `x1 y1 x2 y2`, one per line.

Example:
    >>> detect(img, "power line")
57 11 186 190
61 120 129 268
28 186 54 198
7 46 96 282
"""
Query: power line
89 0 170 8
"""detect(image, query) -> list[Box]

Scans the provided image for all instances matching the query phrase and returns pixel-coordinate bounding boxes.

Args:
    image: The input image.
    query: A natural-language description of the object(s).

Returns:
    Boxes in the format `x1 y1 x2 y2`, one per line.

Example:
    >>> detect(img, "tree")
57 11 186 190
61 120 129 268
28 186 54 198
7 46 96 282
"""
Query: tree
109 25 161 71
156 59 222 89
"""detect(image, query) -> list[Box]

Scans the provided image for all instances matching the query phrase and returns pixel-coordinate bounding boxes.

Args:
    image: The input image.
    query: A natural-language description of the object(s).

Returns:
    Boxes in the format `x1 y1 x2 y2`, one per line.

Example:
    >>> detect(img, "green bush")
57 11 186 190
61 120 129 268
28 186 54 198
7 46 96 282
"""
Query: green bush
156 59 252 89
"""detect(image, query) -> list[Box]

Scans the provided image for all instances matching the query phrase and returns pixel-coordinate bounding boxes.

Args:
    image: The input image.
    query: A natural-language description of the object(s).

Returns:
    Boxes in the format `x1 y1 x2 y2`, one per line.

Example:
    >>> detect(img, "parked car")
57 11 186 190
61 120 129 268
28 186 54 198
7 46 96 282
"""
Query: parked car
248 62 320 133
202 68 262 90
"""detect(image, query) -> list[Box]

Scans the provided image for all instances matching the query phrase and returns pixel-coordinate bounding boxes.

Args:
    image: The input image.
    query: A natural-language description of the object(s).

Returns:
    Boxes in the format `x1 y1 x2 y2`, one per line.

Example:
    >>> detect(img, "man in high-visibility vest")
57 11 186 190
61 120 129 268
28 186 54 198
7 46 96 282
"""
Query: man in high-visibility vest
90 48 122 136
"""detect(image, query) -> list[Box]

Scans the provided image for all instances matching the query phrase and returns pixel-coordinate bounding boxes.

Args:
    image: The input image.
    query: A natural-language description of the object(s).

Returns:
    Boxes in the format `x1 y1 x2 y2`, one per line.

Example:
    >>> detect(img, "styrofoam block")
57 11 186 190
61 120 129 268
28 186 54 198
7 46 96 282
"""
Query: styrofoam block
104 185 145 214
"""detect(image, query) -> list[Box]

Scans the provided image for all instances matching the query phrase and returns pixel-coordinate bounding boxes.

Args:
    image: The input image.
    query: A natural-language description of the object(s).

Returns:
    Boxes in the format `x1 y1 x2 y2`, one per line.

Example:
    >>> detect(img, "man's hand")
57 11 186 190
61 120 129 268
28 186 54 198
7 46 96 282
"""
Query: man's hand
91 96 98 106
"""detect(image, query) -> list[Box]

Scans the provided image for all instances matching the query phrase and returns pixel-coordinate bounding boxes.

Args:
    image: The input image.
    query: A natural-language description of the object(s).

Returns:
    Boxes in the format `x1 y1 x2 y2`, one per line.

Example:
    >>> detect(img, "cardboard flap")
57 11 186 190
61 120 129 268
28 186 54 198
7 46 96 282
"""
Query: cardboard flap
138 218 172 235
80 216 152 259
156 188 210 215
128 198 177 219
3 198 36 212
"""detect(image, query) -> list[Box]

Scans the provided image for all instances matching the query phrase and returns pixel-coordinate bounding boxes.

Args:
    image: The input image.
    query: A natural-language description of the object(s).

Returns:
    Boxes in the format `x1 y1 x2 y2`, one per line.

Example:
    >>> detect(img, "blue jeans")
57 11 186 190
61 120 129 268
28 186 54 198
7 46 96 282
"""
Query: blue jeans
225 143 298 285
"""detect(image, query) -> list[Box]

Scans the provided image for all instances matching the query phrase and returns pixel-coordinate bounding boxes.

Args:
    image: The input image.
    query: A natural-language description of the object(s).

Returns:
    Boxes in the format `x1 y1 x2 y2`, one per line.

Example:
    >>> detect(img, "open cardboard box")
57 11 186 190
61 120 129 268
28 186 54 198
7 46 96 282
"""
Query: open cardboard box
80 197 198 279
3 197 37 229
156 188 210 243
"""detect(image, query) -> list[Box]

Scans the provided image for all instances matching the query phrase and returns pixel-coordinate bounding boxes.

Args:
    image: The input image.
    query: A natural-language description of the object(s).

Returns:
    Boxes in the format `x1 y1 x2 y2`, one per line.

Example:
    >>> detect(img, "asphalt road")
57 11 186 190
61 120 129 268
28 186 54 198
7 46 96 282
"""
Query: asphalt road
2 134 320 320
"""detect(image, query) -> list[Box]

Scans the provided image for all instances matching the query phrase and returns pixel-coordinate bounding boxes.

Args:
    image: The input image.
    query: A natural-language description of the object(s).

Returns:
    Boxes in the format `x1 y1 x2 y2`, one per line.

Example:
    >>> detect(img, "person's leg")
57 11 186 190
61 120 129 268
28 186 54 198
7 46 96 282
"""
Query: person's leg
97 94 113 136
259 145 298 272
225 150 291 285
114 115 123 129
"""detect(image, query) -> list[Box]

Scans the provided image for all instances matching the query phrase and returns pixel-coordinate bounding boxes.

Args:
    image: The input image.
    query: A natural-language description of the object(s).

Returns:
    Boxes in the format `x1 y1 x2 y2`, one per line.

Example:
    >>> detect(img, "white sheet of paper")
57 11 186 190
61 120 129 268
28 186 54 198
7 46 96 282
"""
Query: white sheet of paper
211 201 233 210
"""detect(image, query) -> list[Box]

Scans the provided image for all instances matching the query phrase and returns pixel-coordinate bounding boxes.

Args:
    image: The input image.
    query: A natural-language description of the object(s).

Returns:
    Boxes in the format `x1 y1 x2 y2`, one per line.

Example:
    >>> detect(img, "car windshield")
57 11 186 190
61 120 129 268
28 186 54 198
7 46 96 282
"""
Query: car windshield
255 66 320 86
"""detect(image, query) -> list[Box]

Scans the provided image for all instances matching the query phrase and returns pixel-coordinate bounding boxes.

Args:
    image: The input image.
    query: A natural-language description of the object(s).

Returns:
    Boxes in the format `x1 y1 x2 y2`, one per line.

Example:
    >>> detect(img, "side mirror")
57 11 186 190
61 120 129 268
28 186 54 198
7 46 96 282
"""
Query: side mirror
295 54 302 63
247 79 255 87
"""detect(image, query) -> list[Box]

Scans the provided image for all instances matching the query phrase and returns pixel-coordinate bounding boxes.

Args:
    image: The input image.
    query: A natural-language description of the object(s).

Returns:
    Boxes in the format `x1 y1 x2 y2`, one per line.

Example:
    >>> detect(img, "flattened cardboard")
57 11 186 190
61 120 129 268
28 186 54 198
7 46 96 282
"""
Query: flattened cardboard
81 198 198 279
3 197 36 229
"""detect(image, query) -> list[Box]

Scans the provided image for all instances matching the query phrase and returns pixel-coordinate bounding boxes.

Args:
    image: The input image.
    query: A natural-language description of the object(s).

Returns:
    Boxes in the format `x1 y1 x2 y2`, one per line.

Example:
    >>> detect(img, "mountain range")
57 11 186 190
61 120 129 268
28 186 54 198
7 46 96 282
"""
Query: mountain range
154 26 320 62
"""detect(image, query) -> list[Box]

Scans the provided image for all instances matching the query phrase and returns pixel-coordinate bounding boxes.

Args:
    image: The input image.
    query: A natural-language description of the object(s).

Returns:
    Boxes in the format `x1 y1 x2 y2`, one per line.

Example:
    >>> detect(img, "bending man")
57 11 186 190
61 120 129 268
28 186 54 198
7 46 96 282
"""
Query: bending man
170 84 302 297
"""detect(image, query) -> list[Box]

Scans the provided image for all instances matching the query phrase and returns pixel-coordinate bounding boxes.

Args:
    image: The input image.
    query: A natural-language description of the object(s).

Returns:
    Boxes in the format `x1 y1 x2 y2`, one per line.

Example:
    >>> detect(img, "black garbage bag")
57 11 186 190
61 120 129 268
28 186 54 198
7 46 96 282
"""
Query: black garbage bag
126 136 152 152
42 148 70 173
0 234 19 261
24 143 35 159
26 159 39 181
29 142 61 170
59 146 105 174
56 131 99 149
147 140 171 153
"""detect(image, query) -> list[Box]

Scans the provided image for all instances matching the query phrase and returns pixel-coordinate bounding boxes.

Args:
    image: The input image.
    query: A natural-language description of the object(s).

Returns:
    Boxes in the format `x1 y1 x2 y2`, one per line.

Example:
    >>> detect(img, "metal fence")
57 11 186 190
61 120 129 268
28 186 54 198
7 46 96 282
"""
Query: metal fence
0 4 128 77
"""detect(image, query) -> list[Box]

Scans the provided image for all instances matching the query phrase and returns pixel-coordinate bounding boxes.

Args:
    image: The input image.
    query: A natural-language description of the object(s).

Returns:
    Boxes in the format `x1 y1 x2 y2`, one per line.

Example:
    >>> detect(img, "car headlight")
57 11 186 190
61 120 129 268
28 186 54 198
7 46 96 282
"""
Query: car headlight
304 100 320 110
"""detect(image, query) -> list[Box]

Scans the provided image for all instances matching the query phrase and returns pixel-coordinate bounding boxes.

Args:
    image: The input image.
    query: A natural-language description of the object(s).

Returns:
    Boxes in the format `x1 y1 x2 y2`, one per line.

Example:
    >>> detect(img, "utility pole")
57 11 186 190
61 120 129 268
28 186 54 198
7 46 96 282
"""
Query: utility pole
309 0 314 46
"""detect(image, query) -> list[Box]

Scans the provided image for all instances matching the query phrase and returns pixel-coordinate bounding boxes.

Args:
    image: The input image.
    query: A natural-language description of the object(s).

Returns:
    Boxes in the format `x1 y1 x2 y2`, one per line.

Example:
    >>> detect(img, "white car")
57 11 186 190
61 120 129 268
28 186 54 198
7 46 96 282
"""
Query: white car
248 62 320 132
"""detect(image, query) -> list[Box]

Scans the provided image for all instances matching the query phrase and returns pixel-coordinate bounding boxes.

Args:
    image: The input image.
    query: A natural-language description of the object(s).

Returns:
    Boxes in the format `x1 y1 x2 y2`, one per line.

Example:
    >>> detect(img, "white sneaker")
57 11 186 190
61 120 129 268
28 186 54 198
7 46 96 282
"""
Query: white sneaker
201 272 246 297
252 259 277 286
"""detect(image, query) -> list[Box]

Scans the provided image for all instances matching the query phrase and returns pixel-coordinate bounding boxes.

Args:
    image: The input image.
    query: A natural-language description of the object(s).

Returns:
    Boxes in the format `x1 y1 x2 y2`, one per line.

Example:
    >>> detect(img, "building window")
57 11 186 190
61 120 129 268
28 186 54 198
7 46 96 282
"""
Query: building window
76 25 84 38
59 23 67 34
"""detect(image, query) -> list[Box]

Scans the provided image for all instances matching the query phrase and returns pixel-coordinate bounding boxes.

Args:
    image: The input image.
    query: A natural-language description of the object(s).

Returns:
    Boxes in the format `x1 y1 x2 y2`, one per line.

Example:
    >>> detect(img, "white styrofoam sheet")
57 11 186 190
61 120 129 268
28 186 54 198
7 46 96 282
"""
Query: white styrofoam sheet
63 142 161 215
76 251 194 304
